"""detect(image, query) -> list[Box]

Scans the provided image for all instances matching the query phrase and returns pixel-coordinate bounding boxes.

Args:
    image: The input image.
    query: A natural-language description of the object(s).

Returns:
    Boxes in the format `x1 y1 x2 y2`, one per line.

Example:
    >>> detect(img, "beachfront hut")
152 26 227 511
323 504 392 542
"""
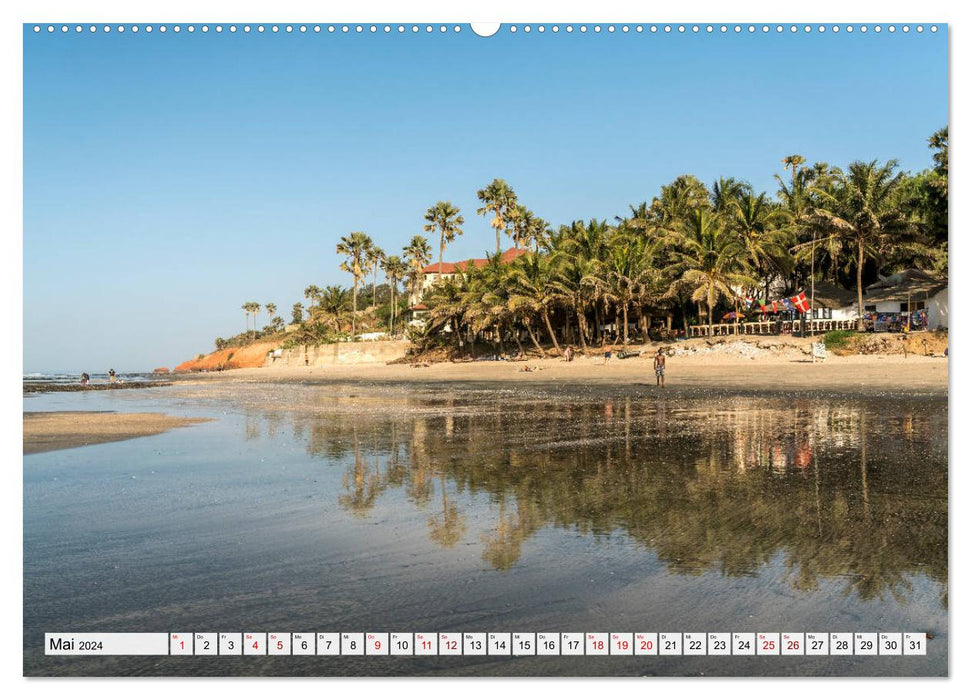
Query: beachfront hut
809 281 858 321
863 269 948 330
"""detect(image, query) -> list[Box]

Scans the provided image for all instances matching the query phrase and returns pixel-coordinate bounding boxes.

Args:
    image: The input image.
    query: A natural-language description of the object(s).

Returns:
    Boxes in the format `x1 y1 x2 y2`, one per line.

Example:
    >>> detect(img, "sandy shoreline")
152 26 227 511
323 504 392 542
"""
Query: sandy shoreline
172 351 948 397
23 411 211 455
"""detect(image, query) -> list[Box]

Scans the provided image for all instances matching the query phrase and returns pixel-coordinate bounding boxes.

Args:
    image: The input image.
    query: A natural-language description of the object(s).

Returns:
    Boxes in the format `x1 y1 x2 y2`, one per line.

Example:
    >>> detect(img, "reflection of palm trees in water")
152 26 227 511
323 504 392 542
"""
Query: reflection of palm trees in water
337 427 384 516
306 395 945 604
428 474 466 548
481 499 540 571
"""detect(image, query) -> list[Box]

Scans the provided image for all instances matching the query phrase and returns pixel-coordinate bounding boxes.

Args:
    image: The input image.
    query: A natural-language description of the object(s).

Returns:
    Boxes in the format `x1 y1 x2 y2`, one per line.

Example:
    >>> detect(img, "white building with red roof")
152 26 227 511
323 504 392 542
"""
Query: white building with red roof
409 247 528 311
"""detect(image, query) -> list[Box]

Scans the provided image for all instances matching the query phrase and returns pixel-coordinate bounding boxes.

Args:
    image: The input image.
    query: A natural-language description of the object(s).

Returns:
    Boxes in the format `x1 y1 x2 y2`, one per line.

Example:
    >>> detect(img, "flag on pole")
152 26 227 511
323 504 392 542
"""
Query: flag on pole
781 297 795 312
791 291 811 313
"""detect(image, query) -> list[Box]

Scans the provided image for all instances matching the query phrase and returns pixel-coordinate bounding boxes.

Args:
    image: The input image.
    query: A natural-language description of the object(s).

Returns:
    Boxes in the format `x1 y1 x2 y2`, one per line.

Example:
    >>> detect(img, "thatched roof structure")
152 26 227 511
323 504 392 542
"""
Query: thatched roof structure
864 269 947 303
810 281 856 309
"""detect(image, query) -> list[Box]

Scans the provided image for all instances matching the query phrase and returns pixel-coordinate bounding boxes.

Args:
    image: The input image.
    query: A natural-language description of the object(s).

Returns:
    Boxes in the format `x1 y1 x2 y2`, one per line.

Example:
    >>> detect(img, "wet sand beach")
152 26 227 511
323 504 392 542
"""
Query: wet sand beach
173 352 948 397
23 411 211 454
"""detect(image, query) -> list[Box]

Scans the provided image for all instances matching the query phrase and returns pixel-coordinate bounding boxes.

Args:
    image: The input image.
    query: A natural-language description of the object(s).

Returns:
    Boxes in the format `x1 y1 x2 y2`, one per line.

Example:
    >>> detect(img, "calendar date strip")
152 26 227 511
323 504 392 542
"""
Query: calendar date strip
45 632 928 657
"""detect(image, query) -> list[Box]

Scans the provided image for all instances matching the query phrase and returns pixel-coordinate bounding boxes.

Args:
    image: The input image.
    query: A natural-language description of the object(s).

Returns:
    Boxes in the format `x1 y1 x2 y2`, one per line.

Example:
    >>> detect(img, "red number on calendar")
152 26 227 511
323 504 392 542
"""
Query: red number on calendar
446 641 457 651
252 641 259 650
787 641 799 650
277 640 284 650
762 640 775 650
422 640 431 650
374 641 381 650
640 640 653 651
179 641 184 649
592 641 604 650
618 640 628 650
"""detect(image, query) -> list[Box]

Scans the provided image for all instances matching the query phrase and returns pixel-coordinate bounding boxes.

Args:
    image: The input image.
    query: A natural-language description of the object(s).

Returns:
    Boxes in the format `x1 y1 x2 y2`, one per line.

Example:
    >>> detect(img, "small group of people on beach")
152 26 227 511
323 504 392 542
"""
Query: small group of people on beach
79 368 117 388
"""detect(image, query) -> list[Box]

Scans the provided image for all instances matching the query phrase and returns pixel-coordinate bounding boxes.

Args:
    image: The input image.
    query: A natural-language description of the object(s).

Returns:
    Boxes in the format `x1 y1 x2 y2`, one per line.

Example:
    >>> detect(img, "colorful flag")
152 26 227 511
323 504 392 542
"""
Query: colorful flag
781 298 795 312
791 291 811 313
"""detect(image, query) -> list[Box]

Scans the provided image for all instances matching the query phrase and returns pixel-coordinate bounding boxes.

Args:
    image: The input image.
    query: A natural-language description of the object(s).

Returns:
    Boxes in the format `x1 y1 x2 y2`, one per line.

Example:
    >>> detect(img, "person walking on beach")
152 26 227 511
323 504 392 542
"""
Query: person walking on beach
108 369 116 383
654 348 666 387
564 345 574 362
80 372 89 388
604 345 612 365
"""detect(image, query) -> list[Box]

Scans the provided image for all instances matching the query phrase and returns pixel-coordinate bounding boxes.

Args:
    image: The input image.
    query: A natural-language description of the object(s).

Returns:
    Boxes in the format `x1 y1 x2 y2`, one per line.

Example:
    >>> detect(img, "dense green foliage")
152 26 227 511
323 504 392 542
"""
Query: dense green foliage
225 130 947 352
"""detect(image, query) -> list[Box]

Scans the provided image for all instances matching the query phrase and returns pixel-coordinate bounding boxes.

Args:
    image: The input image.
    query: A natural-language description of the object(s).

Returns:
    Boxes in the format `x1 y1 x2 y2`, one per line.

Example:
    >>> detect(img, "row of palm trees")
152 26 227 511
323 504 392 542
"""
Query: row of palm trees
240 301 280 339
413 134 945 350
224 129 946 352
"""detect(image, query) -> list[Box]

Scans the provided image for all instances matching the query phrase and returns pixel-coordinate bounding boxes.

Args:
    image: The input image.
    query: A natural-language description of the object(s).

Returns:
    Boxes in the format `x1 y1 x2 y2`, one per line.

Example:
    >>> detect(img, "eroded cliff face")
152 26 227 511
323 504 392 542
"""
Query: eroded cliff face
174 342 277 372
175 339 411 372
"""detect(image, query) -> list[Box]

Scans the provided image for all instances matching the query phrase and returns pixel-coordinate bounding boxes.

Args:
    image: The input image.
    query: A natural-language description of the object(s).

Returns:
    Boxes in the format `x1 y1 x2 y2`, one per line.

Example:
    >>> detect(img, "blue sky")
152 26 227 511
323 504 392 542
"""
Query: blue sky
23 24 947 372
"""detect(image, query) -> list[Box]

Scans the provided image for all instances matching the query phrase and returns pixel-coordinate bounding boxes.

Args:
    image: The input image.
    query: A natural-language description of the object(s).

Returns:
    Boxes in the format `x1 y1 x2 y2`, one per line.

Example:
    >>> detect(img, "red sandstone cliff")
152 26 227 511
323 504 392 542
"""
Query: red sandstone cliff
174 342 277 372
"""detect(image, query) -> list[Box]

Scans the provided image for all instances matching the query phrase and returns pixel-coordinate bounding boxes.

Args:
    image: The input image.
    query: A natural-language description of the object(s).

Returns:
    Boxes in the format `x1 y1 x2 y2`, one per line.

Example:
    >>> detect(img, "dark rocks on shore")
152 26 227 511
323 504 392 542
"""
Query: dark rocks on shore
23 381 172 394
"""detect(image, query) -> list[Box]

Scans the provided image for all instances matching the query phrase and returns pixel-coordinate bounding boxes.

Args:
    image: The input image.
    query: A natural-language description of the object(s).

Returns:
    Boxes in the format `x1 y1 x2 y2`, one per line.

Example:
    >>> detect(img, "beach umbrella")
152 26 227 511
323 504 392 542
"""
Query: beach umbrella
722 311 743 320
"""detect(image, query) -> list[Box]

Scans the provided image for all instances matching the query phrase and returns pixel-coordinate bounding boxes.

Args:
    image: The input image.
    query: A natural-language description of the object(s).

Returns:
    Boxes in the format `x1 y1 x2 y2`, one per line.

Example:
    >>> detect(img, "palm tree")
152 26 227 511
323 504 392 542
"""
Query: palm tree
509 252 562 353
599 230 659 346
336 231 372 337
666 209 756 336
241 301 260 339
729 192 791 300
423 275 468 345
550 252 598 353
303 285 322 315
711 177 751 213
423 201 465 281
291 302 304 324
476 178 517 254
382 254 408 334
650 175 711 228
319 285 350 335
403 235 432 305
508 204 547 251
809 160 914 330
265 303 277 329
366 245 385 307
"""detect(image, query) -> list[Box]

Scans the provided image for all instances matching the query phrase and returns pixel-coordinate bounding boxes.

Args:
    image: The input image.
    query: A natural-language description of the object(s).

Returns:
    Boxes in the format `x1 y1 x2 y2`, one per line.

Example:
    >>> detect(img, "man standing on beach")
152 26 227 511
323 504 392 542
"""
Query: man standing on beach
654 348 666 387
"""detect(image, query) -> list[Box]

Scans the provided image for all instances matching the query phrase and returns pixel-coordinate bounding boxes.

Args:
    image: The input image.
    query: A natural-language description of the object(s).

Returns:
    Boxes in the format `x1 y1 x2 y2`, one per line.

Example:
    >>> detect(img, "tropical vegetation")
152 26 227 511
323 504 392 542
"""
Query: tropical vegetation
220 129 947 354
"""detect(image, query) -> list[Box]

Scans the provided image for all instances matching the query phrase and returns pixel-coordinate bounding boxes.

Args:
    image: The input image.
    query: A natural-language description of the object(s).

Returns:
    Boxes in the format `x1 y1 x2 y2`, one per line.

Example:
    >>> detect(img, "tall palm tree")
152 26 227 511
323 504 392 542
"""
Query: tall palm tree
382 254 408 334
809 160 914 330
476 178 517 254
336 231 372 337
264 303 277 329
366 245 385 307
666 209 756 336
291 302 304 324
241 301 260 339
423 201 465 281
303 285 322 315
782 154 806 184
403 235 432 305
